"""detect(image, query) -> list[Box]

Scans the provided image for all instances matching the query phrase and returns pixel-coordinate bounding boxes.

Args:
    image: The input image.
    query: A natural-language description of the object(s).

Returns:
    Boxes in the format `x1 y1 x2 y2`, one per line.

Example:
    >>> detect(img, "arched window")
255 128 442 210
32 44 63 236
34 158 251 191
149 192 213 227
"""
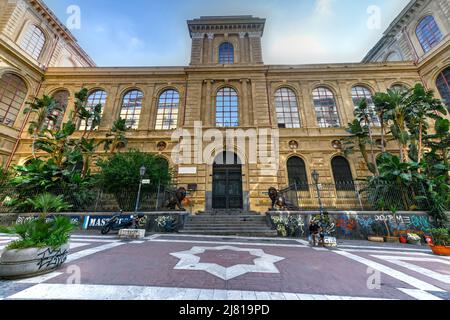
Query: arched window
216 87 238 127
416 16 443 53
385 51 401 62
120 89 143 129
0 73 27 127
331 156 354 191
275 88 301 128
45 90 69 130
436 67 450 112
218 42 234 64
351 86 380 126
156 89 179 130
312 87 341 128
287 157 309 191
20 24 46 60
79 90 107 131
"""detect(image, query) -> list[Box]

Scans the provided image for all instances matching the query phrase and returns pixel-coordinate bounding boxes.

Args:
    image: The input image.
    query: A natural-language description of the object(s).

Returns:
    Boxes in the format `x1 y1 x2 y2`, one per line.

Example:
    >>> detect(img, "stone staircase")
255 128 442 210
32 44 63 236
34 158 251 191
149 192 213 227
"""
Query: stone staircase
179 210 277 237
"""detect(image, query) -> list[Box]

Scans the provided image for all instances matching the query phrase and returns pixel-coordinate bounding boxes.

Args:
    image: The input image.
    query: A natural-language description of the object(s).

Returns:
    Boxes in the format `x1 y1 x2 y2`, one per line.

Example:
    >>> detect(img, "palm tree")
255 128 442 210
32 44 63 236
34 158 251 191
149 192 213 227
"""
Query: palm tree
25 193 72 219
23 95 58 159
354 99 379 175
343 119 377 175
105 118 128 153
373 92 394 154
407 84 448 166
379 87 412 163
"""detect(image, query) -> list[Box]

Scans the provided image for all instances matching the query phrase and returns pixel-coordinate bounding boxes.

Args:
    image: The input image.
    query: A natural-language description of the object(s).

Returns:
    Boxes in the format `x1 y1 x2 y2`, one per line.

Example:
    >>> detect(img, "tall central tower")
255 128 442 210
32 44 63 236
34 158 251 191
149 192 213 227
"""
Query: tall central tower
187 16 266 66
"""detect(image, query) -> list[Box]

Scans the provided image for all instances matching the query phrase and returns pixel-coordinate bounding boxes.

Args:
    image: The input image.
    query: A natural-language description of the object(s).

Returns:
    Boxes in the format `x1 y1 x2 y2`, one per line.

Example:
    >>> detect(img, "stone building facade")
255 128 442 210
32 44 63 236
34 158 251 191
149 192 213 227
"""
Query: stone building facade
0 0 449 213
0 0 94 168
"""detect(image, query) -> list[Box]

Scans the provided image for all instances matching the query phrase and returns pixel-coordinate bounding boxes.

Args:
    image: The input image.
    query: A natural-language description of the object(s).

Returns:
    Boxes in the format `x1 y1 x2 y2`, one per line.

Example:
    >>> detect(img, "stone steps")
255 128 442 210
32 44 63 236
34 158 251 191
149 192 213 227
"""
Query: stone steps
181 212 276 237
179 229 278 237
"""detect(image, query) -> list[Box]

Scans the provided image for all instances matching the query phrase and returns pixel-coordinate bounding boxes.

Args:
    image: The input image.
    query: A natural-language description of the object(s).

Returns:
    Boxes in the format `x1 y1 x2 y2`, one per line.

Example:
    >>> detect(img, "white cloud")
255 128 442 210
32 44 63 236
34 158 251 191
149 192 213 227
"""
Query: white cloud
315 0 335 16
266 34 328 64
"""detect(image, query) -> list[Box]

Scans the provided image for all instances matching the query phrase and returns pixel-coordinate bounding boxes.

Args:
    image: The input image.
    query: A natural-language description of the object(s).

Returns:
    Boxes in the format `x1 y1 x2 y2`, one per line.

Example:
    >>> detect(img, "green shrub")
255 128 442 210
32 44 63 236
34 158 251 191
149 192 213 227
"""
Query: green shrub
430 228 449 247
0 216 76 250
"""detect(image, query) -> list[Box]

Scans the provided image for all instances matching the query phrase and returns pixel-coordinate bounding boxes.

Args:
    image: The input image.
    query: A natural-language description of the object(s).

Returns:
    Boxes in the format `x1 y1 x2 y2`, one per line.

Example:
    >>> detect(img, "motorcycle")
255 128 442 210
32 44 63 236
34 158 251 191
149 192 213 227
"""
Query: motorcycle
101 211 147 235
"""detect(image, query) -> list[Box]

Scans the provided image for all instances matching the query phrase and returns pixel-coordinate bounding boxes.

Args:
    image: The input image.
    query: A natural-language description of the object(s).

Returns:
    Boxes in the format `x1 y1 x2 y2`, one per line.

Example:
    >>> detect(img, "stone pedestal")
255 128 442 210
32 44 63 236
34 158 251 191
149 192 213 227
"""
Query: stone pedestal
118 229 146 240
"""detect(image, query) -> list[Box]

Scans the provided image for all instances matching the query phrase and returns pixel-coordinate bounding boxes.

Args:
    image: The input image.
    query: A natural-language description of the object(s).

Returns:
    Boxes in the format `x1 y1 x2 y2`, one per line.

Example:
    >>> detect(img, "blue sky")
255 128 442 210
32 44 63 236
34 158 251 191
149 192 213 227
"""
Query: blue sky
43 0 411 66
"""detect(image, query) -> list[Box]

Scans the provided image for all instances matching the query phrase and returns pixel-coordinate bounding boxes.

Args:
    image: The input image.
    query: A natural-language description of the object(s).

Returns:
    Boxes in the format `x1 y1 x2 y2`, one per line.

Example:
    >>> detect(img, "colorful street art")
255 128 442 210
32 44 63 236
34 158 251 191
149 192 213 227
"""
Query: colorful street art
268 211 437 240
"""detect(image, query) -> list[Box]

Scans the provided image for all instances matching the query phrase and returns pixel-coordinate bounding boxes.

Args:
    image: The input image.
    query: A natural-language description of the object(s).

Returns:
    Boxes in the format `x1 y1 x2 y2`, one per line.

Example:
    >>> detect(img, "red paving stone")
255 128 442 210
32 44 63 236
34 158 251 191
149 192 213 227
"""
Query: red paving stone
47 241 416 299
198 249 257 268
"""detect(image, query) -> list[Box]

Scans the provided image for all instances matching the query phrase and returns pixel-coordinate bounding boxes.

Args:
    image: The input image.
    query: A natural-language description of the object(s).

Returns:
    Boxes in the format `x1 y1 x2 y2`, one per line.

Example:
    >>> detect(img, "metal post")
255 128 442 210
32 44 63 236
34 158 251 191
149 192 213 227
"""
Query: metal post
155 181 161 210
135 165 146 214
354 182 364 211
316 184 324 217
312 170 324 218
135 180 143 214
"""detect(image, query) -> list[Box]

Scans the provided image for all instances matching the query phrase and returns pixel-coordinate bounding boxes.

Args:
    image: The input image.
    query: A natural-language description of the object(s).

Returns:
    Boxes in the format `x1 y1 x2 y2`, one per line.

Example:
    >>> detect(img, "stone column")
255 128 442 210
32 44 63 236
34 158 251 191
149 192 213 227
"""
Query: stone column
190 33 204 65
300 83 316 128
99 85 120 130
239 32 247 63
204 80 213 127
335 84 351 126
241 78 250 126
140 84 156 131
61 87 76 125
207 33 214 64
248 32 263 64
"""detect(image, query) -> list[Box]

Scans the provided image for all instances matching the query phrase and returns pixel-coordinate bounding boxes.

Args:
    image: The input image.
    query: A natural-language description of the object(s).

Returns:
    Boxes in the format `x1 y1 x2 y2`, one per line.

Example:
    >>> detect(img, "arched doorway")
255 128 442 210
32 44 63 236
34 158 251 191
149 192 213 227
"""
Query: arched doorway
212 152 243 209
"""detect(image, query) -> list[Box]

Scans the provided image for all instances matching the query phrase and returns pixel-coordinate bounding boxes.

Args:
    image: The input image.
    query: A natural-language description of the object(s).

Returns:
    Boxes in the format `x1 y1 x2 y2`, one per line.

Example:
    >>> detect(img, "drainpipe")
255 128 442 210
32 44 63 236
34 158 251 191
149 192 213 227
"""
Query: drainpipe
6 35 59 168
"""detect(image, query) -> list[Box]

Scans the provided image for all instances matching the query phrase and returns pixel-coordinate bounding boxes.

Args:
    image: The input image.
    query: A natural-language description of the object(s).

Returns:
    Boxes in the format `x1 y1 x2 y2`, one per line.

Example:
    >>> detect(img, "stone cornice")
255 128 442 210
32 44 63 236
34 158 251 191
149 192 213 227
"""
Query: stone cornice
0 35 46 77
187 16 266 38
363 0 430 62
27 0 96 66
42 61 421 81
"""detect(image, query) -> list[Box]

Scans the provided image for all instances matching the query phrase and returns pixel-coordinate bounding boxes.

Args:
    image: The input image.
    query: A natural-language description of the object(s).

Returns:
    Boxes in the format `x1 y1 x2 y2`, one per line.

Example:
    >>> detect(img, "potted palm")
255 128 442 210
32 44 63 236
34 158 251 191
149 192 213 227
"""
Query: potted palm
0 193 75 279
429 228 450 256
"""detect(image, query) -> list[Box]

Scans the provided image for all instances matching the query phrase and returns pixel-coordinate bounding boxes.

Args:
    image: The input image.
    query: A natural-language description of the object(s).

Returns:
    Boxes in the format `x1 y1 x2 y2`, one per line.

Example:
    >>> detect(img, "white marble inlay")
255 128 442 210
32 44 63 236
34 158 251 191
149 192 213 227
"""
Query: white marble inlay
6 283 392 300
371 255 450 284
334 250 444 292
170 245 285 280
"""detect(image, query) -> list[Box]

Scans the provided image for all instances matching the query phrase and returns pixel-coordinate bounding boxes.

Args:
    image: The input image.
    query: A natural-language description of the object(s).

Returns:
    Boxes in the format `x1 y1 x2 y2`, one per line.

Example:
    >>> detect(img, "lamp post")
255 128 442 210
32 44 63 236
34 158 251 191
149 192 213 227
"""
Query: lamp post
312 170 324 218
134 165 146 214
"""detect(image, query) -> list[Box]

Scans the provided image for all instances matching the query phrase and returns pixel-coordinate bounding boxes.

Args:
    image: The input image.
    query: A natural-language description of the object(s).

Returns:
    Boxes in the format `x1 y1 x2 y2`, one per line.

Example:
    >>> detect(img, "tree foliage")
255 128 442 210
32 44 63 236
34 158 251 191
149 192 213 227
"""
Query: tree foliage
347 84 449 227
95 149 172 193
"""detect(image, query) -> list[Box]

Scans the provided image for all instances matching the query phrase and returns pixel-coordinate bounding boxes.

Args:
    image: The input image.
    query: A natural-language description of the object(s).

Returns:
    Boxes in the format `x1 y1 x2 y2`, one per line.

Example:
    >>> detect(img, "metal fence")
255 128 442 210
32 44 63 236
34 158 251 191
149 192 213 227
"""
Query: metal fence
0 185 182 214
279 181 434 212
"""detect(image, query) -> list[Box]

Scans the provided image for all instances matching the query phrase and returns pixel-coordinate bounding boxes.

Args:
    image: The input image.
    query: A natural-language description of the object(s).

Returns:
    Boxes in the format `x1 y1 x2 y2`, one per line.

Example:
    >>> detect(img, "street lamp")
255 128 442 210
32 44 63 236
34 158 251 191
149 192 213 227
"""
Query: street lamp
134 165 146 214
312 170 324 217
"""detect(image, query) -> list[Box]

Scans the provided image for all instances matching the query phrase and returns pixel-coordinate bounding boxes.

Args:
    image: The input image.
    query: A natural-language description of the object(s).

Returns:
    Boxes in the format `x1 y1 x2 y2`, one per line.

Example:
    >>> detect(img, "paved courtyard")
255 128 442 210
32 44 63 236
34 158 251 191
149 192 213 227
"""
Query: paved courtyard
1 232 449 300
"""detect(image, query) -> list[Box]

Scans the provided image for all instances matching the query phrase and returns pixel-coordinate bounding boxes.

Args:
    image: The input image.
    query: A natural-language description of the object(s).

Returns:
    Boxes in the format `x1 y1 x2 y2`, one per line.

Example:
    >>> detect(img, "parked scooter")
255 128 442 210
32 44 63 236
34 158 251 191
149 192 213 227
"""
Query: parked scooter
101 211 146 235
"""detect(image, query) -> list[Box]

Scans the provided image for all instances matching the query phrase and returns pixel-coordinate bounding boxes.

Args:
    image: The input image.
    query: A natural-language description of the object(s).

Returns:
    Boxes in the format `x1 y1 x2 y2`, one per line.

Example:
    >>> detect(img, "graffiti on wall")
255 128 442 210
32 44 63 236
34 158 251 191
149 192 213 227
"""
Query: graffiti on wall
16 215 81 225
269 211 434 240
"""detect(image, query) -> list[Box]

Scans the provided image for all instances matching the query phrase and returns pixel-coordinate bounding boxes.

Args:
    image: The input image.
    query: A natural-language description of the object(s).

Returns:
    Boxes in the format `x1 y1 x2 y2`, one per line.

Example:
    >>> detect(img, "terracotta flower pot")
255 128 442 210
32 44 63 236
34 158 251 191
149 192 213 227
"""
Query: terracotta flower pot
430 245 450 256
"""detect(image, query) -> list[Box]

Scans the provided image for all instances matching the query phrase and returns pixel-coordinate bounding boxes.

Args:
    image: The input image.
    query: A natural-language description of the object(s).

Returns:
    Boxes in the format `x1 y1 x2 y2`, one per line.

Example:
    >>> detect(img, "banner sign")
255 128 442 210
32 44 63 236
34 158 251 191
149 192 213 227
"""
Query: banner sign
82 215 133 230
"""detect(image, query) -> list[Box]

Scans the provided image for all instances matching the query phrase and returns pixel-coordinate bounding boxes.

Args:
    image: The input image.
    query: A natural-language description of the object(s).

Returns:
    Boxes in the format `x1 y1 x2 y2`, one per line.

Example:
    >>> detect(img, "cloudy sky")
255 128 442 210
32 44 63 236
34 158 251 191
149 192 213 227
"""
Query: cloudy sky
43 0 411 66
